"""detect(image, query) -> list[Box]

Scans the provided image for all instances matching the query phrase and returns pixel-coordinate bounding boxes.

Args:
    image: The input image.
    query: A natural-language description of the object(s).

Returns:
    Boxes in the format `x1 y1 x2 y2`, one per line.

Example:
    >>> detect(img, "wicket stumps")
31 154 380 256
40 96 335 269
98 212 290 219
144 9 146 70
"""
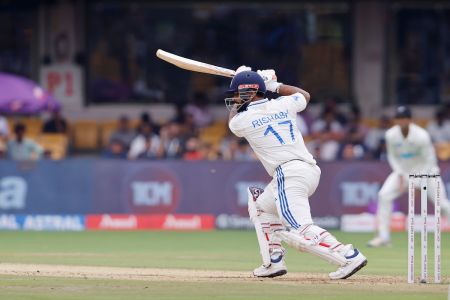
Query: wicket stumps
408 174 441 284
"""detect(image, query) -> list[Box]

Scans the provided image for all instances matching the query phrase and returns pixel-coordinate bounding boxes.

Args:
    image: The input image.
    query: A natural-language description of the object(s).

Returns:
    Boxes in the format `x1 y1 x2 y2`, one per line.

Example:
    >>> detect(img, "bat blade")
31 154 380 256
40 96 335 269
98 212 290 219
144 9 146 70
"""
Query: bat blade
156 49 235 78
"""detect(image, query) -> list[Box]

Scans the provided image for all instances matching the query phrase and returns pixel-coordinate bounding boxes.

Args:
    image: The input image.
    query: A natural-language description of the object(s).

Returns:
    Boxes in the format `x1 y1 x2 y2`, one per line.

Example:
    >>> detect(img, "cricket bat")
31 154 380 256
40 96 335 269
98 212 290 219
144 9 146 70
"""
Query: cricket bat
156 49 235 78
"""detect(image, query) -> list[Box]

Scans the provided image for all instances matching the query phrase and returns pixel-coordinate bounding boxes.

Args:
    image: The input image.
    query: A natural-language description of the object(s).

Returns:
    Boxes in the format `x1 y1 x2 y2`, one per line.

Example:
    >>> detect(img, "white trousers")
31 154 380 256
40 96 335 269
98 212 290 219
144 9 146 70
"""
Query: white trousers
257 160 321 228
377 171 450 240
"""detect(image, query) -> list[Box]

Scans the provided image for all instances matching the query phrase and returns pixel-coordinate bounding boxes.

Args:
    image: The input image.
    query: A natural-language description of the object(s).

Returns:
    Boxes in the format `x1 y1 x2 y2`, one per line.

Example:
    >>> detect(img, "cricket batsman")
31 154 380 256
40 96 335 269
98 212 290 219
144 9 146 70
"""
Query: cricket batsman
368 106 450 247
226 67 367 279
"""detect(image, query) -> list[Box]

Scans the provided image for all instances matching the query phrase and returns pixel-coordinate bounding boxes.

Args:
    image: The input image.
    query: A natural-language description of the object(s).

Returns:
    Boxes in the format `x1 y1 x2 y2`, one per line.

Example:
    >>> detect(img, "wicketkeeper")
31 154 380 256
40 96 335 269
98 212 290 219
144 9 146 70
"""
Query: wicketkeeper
368 106 450 247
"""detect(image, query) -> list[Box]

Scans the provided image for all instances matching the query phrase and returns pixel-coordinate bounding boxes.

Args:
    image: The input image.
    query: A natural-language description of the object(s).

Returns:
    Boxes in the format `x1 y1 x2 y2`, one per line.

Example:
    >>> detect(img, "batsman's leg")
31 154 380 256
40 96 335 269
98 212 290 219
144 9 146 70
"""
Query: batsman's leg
368 172 404 247
248 183 287 278
274 161 367 279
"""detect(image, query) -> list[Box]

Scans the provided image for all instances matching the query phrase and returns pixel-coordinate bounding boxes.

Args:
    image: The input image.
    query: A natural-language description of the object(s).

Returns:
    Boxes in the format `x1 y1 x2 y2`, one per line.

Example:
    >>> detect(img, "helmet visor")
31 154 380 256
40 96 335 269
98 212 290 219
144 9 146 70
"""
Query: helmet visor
224 87 258 111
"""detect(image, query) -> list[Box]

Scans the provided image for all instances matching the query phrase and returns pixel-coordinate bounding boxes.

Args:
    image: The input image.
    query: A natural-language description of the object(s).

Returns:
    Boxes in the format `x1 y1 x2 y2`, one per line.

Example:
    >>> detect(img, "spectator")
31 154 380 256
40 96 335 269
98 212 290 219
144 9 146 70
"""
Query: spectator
322 97 347 126
233 138 256 161
109 115 135 150
202 142 220 160
220 130 238 160
7 123 43 161
337 105 369 160
296 113 310 136
171 103 187 124
0 144 5 159
183 136 205 160
159 121 183 159
42 111 68 134
427 109 450 143
136 112 159 135
128 124 163 159
0 114 9 138
184 92 213 128
295 106 314 135
102 139 127 159
365 115 391 160
179 112 198 138
0 114 9 156
309 109 345 161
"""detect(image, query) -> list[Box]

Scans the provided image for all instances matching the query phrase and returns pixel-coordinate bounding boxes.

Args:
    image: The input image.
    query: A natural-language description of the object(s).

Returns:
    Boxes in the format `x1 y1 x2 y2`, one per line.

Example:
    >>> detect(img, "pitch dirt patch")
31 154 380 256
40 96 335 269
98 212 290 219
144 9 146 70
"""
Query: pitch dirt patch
0 263 446 288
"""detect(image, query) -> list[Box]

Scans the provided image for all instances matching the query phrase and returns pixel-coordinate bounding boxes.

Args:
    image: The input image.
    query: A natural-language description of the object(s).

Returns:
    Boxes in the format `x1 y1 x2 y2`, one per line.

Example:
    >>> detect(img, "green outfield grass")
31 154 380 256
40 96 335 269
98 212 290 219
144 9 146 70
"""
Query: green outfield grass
0 230 448 299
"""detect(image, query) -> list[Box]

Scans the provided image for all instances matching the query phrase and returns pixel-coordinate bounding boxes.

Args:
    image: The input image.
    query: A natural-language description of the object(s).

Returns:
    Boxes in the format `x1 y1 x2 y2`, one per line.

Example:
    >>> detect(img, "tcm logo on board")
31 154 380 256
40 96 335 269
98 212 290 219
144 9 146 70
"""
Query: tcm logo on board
340 182 380 207
131 182 173 206
126 166 181 213
0 177 27 210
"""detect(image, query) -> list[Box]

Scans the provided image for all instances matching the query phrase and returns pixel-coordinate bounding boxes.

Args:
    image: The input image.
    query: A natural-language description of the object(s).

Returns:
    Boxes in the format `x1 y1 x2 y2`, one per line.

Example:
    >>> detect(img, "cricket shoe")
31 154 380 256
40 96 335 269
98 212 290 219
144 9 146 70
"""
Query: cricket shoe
253 252 287 278
329 245 367 280
367 236 391 248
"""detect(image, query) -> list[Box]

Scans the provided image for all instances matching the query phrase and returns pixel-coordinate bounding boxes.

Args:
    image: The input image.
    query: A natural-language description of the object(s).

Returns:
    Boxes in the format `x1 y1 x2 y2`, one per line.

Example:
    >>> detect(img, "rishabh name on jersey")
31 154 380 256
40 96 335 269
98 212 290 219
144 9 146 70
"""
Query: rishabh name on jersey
229 92 316 176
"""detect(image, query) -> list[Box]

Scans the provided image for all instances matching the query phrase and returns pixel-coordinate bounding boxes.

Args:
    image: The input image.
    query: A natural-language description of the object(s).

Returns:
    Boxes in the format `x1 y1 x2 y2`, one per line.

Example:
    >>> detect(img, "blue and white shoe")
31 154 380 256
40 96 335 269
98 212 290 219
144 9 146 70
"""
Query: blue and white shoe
253 251 287 278
329 245 367 280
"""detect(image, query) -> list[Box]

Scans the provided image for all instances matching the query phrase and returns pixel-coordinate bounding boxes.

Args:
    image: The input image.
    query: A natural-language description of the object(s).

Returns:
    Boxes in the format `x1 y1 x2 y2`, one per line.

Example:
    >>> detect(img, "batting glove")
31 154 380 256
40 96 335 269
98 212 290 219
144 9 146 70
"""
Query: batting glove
257 69 282 93
235 65 252 74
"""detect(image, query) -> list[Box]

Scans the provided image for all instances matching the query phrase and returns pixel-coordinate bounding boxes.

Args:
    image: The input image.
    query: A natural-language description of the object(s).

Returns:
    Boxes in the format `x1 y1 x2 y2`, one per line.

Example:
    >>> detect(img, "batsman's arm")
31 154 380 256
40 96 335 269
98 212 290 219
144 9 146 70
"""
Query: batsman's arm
278 84 310 103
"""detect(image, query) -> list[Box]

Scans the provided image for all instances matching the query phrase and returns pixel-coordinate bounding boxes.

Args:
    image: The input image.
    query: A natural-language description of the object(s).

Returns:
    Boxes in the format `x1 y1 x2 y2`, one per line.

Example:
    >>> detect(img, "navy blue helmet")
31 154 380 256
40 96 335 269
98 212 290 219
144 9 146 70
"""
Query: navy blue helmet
227 71 266 94
394 106 412 119
225 71 266 111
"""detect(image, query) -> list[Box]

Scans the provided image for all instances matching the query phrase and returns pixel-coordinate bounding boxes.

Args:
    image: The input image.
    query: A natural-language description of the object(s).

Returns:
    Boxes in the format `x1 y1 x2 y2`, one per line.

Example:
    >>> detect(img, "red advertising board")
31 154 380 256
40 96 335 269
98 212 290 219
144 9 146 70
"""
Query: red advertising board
86 214 215 231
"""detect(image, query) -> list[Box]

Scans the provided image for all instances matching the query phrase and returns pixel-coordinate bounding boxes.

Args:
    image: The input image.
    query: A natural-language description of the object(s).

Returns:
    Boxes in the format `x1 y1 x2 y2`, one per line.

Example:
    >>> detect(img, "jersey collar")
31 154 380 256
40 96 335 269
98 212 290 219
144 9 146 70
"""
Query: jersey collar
248 98 269 107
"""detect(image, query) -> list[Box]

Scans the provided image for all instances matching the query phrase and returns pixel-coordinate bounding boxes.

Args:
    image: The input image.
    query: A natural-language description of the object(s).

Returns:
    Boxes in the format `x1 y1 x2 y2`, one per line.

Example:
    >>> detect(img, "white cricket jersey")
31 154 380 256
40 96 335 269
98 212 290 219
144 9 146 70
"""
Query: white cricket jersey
385 123 438 175
229 93 316 176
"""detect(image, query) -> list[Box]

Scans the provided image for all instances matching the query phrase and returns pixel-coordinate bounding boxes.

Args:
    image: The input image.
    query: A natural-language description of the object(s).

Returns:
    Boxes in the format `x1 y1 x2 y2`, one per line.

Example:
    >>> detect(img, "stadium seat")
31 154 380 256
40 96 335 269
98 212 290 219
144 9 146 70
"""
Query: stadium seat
72 120 99 151
199 121 227 146
99 119 140 148
361 118 379 128
7 117 42 138
99 120 118 148
416 119 429 128
36 134 68 160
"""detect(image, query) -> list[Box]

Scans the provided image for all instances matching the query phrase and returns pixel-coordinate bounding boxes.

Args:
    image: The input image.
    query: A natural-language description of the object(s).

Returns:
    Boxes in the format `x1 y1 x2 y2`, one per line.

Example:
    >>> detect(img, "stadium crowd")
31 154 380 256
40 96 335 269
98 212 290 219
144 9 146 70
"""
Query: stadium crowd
1 99 450 162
